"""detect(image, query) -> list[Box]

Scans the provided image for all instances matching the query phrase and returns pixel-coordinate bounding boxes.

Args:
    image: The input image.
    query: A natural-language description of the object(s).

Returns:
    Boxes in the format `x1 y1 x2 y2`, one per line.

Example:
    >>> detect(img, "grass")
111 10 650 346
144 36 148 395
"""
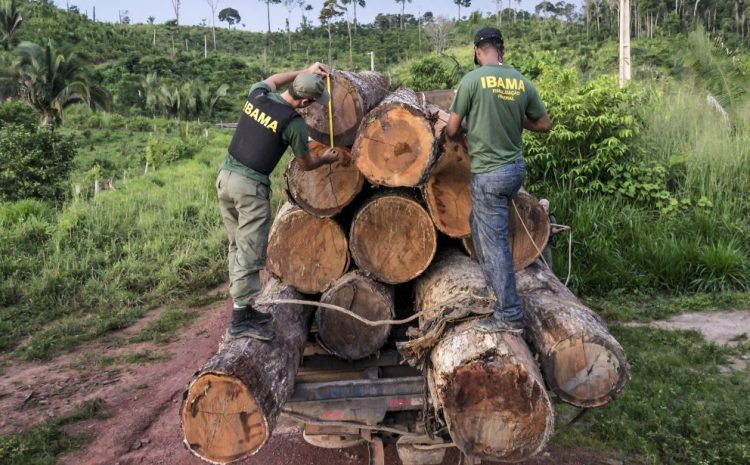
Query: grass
554 324 750 465
129 308 198 344
0 400 110 465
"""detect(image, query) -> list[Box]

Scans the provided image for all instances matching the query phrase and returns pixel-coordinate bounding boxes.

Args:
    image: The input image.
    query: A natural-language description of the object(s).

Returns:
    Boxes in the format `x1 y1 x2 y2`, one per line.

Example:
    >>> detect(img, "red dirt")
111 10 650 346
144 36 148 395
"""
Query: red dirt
0 287 620 465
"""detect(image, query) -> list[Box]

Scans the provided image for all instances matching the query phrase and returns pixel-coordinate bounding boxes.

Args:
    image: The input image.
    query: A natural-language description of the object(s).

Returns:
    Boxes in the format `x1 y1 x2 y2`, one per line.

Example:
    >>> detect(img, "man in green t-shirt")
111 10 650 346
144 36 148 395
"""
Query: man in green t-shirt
217 62 339 341
446 28 552 334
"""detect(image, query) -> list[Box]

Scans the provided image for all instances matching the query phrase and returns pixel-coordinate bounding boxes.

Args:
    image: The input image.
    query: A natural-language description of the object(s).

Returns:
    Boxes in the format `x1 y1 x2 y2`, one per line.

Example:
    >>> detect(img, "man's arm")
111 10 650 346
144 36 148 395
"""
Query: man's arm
523 113 552 133
445 112 464 139
262 62 329 91
296 148 339 171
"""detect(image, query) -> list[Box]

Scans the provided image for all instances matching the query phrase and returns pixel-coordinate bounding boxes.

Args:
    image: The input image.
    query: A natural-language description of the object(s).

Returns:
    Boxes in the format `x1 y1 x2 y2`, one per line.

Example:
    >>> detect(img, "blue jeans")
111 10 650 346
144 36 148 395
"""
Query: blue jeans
469 160 526 322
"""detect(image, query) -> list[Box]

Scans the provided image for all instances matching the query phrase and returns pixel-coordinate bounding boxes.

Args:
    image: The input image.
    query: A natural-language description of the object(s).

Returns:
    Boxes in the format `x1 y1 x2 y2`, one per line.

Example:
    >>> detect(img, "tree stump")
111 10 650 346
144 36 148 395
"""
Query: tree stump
461 189 550 271
284 141 364 217
181 279 311 464
316 271 395 360
517 261 630 407
298 70 389 147
415 251 554 462
266 203 349 294
352 88 440 187
349 191 437 284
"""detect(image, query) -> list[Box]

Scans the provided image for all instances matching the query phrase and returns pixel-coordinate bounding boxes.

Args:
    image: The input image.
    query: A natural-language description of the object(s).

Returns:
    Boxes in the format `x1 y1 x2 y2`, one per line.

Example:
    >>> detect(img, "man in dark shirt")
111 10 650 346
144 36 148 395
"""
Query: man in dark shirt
217 62 338 341
446 28 552 333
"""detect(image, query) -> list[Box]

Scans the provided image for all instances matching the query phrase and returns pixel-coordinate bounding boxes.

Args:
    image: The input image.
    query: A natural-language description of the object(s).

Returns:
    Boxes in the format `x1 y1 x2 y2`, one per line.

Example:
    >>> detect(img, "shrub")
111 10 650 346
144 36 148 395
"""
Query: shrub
0 101 38 130
406 56 456 91
0 125 77 202
145 134 198 169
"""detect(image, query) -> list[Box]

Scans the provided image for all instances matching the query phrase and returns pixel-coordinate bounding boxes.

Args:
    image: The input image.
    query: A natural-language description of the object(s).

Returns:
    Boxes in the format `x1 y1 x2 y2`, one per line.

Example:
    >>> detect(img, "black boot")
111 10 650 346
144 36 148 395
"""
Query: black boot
228 306 275 341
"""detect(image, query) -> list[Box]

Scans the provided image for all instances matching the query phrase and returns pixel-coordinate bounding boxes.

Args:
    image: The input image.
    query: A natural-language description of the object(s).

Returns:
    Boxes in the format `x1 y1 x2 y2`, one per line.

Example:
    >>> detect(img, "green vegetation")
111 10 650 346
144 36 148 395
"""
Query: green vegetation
555 325 750 465
0 399 109 465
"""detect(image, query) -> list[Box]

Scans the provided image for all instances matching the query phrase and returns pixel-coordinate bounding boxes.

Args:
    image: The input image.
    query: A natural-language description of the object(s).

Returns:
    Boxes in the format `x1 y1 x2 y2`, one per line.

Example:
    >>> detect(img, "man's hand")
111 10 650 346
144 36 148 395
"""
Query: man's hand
306 62 330 78
320 148 339 164
445 112 465 139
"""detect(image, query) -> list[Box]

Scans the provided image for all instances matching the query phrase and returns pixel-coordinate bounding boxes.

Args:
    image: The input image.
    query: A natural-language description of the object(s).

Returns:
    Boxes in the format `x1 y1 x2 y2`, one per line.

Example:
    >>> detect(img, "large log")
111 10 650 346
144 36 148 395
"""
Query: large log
298 70 389 147
181 279 311 464
414 250 554 462
517 261 630 408
422 106 471 238
349 191 437 284
316 271 395 360
266 203 349 294
284 140 364 217
352 88 440 187
461 189 550 271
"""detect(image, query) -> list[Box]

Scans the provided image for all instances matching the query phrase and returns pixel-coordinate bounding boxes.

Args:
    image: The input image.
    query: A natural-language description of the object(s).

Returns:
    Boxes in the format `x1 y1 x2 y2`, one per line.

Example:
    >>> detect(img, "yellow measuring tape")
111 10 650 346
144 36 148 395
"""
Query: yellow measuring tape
326 74 334 148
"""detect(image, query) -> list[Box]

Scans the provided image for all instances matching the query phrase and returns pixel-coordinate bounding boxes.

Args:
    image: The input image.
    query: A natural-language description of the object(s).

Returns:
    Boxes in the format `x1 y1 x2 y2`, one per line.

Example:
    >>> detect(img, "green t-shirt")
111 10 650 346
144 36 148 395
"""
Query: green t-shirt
449 64 547 174
221 82 310 185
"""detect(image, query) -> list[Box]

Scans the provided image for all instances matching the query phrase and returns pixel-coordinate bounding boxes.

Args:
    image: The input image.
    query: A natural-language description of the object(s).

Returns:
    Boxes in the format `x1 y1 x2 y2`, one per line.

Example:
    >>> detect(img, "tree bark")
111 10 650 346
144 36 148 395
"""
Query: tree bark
298 70 389 147
353 88 441 187
316 271 395 360
422 106 471 238
461 189 550 271
414 251 554 462
349 190 437 284
181 279 311 464
284 141 364 218
266 203 349 294
516 261 630 408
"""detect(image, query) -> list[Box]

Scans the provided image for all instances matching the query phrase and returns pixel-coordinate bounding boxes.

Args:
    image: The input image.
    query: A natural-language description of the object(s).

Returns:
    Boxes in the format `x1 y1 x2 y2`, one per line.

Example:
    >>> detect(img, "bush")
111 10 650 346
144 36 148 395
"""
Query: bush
0 125 77 202
145 134 198 169
0 101 38 130
406 56 457 91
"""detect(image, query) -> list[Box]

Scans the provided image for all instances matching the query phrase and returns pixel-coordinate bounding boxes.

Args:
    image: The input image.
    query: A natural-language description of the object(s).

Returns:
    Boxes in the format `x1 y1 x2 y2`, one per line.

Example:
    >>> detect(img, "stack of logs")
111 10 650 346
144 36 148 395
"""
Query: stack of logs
181 71 630 464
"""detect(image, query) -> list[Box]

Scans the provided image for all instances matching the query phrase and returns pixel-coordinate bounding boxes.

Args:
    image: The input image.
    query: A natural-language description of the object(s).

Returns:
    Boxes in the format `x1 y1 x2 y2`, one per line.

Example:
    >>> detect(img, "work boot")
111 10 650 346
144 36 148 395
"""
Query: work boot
474 314 524 334
228 306 275 341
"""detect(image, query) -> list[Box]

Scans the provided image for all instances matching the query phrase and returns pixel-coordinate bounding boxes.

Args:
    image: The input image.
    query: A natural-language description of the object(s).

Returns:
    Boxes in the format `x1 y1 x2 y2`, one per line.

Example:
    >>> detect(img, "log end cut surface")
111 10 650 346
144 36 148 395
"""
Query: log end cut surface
423 141 471 238
354 106 436 187
182 373 267 463
267 206 349 294
285 142 364 217
547 336 626 407
442 360 552 462
350 194 437 284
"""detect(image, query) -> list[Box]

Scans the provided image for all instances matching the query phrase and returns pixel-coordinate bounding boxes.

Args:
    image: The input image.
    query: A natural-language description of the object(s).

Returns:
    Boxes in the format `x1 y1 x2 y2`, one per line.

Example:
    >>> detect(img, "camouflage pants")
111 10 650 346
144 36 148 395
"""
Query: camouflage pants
216 169 272 307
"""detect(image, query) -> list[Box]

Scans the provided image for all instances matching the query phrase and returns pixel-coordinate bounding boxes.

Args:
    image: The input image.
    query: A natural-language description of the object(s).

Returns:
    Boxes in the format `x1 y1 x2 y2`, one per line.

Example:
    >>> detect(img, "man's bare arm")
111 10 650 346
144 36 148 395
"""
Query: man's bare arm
262 62 330 91
523 113 552 133
296 148 339 171
445 112 464 138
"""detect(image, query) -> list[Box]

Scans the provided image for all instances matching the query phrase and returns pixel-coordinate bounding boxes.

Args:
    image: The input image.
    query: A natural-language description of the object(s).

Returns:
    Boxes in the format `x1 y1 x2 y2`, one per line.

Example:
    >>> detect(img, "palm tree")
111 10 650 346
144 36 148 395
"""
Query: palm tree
15 41 110 125
1 0 23 50
196 82 229 119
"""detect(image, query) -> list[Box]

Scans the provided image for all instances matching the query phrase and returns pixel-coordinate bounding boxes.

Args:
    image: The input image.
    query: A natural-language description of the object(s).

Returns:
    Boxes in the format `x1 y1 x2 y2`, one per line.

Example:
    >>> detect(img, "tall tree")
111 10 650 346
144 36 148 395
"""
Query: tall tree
320 0 345 67
219 7 241 28
494 0 502 26
13 41 110 124
453 0 471 20
206 0 220 50
259 0 282 34
283 0 304 51
425 16 454 53
0 0 23 51
395 0 412 29
171 0 181 24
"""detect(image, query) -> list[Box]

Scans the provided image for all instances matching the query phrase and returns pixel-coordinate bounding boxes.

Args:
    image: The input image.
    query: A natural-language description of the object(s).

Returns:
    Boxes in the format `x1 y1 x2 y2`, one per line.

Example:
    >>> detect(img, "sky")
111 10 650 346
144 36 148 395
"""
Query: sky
53 0 561 32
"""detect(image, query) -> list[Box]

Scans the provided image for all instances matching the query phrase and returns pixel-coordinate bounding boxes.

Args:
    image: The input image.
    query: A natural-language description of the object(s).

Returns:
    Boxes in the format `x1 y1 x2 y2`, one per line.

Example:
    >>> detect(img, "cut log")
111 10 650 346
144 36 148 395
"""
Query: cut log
284 141 364 217
181 279 311 464
516 261 630 408
266 203 349 294
422 106 471 238
298 70 389 147
414 250 554 462
461 189 550 271
316 271 395 360
352 88 440 187
349 191 437 284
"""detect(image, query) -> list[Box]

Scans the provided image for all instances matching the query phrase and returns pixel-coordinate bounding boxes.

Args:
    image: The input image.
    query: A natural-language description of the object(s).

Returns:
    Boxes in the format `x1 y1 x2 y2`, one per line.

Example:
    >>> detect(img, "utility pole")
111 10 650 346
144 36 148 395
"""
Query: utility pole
369 51 375 71
619 0 632 87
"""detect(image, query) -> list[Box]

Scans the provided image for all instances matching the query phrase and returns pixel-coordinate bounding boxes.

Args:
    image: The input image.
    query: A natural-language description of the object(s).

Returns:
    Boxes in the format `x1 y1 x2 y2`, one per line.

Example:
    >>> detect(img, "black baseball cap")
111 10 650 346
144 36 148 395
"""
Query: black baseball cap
473 27 504 65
